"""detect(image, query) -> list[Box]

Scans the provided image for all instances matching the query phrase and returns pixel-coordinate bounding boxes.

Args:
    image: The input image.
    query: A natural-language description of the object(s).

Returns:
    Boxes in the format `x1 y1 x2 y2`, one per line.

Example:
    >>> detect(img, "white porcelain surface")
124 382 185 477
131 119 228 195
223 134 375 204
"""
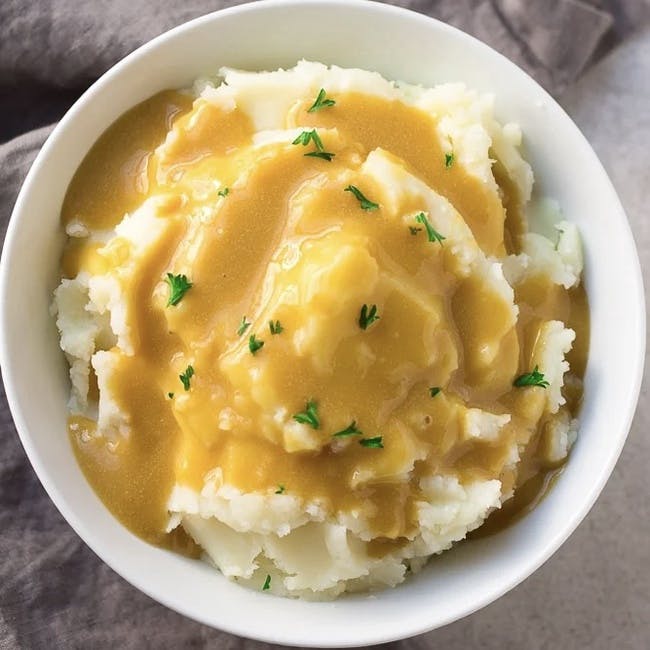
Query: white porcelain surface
0 1 645 646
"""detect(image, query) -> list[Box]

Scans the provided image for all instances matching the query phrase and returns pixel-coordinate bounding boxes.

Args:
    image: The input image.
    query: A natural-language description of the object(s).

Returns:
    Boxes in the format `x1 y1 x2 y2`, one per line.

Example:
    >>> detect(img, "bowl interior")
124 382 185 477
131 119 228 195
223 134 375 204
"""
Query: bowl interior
0 0 645 646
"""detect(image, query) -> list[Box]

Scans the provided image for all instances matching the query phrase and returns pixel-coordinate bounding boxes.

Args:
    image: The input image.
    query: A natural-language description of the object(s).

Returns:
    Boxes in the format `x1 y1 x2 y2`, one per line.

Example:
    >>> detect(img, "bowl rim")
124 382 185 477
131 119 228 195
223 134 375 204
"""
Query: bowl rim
0 0 646 645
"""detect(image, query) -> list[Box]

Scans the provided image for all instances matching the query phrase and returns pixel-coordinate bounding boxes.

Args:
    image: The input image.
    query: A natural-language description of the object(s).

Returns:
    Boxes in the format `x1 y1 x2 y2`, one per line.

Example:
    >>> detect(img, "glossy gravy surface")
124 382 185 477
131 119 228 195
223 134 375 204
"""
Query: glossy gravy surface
63 89 589 552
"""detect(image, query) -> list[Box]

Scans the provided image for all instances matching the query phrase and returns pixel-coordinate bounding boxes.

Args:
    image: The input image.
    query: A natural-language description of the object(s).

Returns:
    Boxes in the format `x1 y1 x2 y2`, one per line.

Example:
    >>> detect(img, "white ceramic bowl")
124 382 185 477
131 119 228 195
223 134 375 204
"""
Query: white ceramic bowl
0 0 645 646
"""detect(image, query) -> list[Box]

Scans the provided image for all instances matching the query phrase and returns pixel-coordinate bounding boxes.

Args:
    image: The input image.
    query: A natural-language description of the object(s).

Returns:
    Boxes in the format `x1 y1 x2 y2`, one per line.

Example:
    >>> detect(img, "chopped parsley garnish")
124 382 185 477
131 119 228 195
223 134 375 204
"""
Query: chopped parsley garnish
262 574 271 591
237 316 251 336
344 185 379 211
179 365 194 391
360 436 383 448
304 150 336 161
218 187 229 197
292 129 335 162
415 212 445 245
275 484 285 494
248 334 264 355
429 387 441 398
293 400 320 429
308 88 336 112
445 152 455 168
293 128 324 148
359 303 380 330
513 365 550 388
333 421 362 438
165 273 193 306
167 392 174 399
409 226 422 236
269 320 283 335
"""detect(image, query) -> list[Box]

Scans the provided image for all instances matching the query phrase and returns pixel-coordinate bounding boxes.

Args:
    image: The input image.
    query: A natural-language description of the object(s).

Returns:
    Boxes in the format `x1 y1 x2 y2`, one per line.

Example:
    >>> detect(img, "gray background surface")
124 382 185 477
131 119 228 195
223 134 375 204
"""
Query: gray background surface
1 1 648 648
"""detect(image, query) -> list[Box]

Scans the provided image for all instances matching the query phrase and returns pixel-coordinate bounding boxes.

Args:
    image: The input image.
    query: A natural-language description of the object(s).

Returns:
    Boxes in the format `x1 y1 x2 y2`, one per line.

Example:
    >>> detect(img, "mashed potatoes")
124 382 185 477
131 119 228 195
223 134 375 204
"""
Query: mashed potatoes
52 61 588 598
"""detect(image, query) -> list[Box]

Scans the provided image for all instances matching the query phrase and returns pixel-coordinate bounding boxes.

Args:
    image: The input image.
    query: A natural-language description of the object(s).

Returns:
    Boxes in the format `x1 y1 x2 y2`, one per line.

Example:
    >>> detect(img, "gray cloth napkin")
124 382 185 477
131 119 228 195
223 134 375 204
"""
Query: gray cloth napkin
1 1 648 648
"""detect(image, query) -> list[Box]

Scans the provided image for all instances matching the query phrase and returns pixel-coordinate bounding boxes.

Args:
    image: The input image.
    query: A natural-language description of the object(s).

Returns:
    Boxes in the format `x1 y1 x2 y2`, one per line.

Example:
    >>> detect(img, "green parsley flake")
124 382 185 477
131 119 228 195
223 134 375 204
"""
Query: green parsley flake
248 334 264 355
304 150 335 161
292 128 324 149
359 303 380 330
513 365 550 388
275 484 285 494
179 365 194 391
167 392 174 399
262 574 271 591
445 152 454 168
409 226 422 236
237 316 251 336
308 88 336 112
218 187 229 197
293 400 320 429
269 320 283 335
165 273 193 306
292 129 335 162
429 387 441 398
333 421 362 437
360 436 383 448
344 185 379 211
415 212 445 245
